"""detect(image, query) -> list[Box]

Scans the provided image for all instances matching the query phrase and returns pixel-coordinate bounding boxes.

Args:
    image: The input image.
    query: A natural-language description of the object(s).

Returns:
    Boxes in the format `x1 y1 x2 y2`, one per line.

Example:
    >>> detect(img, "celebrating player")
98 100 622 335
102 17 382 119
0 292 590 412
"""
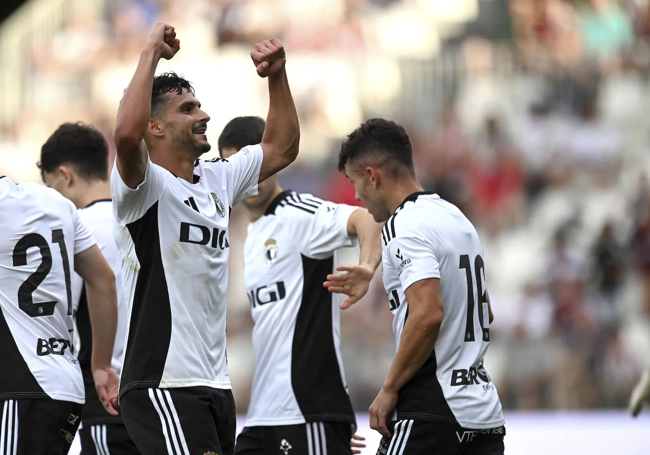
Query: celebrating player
217 117 380 455
333 119 506 455
39 122 139 454
111 22 299 455
0 176 119 455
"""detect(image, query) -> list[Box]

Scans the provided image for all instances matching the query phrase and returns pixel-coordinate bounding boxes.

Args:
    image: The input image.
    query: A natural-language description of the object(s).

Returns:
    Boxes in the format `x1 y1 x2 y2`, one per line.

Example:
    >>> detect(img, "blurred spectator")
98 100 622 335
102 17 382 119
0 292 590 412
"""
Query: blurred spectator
591 221 626 307
565 101 623 183
578 0 634 66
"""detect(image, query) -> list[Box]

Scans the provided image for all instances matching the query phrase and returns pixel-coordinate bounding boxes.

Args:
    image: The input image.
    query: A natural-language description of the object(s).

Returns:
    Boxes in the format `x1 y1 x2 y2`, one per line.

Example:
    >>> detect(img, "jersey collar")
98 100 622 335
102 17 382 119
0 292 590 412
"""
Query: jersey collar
264 189 293 216
84 198 112 208
395 191 436 213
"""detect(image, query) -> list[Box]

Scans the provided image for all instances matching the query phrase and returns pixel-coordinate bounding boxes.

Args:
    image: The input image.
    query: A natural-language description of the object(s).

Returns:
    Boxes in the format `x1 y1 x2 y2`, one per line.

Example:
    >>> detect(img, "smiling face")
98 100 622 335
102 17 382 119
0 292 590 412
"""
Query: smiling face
151 88 211 159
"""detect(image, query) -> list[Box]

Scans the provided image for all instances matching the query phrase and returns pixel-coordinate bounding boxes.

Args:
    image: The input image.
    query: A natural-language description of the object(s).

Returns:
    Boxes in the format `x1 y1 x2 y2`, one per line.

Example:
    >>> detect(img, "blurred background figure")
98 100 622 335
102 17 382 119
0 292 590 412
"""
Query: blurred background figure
1 0 650 452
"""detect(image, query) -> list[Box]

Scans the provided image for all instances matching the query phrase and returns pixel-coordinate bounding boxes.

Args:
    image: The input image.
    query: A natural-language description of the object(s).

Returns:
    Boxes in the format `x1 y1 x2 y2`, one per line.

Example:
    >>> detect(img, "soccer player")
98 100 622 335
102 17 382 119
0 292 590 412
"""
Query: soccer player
217 117 381 455
0 176 119 455
39 122 139 454
333 119 506 455
111 22 299 455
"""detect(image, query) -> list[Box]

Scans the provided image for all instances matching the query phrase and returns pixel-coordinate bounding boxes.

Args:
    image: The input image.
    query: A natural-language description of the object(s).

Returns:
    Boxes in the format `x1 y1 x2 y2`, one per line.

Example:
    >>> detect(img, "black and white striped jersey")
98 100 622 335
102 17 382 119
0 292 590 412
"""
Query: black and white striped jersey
243 190 358 427
0 177 95 403
110 145 263 397
381 192 505 429
71 199 128 424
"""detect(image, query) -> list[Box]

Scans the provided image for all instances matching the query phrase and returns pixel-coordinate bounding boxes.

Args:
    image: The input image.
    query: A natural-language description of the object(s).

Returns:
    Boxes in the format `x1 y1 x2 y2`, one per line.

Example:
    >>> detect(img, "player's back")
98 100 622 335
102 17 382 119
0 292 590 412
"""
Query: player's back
0 177 91 403
382 192 504 429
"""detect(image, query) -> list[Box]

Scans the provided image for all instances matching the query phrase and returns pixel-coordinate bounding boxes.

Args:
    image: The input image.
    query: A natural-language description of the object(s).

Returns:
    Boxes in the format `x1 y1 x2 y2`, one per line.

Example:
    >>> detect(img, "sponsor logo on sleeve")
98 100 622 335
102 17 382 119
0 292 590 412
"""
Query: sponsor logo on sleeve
395 248 412 275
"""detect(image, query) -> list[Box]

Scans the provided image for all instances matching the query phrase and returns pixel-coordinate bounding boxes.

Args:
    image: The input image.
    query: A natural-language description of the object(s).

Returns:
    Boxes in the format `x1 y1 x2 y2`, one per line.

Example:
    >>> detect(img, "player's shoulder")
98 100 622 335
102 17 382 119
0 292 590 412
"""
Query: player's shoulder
78 199 113 223
382 192 446 245
268 190 326 219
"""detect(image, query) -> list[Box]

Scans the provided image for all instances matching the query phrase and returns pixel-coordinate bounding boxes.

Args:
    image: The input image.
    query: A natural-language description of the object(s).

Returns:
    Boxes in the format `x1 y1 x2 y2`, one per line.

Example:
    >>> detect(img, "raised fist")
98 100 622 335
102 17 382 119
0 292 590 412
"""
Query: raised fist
251 39 286 78
147 22 180 60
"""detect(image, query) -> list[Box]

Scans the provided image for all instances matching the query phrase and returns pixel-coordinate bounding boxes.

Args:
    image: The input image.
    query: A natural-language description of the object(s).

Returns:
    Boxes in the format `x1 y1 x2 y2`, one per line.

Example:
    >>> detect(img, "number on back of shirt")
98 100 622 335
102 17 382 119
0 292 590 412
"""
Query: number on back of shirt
459 254 489 342
12 229 72 317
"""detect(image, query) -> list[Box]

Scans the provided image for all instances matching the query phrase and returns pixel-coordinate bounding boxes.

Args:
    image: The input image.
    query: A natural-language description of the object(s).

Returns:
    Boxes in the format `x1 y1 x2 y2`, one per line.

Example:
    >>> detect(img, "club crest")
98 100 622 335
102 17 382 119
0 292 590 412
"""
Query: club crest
280 439 292 455
264 239 278 264
211 192 226 217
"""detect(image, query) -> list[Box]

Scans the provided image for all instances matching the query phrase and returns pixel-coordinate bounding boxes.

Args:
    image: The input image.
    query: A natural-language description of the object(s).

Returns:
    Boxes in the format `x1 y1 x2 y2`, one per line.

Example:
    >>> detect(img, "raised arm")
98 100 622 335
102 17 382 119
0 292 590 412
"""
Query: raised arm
74 245 120 415
113 22 180 188
324 208 383 309
251 39 300 182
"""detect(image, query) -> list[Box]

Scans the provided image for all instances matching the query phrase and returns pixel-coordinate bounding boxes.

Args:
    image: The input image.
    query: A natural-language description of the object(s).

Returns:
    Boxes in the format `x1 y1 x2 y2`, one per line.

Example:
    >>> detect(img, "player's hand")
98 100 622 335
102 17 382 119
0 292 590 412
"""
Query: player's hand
369 387 398 438
630 364 650 417
146 22 180 60
251 38 286 78
93 366 120 416
324 264 374 310
351 433 366 454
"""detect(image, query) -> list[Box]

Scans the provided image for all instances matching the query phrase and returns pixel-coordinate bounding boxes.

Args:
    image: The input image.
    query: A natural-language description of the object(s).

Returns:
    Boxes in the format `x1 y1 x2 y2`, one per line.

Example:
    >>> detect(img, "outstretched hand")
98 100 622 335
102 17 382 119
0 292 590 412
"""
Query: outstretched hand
251 38 286 78
324 264 375 310
351 433 366 454
147 22 180 60
93 366 121 416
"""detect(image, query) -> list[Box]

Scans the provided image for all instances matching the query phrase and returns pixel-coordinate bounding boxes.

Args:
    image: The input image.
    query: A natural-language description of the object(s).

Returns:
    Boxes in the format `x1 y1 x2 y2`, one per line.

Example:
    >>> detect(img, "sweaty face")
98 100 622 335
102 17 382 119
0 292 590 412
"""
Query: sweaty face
158 89 211 158
344 162 391 223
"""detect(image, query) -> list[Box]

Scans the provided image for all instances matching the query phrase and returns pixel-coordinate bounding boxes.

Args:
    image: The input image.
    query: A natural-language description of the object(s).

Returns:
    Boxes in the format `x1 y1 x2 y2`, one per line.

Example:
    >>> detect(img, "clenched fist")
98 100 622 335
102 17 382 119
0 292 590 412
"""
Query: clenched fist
251 38 286 78
147 22 180 60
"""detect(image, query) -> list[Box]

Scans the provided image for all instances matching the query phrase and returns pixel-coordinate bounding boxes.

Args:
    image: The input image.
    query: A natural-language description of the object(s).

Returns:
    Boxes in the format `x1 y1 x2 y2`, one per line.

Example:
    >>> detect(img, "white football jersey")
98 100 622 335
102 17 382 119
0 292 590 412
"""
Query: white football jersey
381 192 505 429
244 191 358 427
111 145 263 396
0 177 95 404
71 199 128 424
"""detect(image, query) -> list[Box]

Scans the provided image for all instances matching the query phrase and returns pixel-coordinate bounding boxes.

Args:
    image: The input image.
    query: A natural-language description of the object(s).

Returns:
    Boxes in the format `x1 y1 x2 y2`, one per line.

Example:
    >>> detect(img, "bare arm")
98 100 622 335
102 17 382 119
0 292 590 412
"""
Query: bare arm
369 278 443 437
113 22 180 188
347 208 383 271
74 245 120 415
324 208 383 309
252 39 300 182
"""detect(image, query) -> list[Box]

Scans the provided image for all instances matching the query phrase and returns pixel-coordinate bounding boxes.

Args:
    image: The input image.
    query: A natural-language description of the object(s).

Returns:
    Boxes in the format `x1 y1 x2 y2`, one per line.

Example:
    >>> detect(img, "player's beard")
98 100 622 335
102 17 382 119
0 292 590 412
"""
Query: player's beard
175 128 212 158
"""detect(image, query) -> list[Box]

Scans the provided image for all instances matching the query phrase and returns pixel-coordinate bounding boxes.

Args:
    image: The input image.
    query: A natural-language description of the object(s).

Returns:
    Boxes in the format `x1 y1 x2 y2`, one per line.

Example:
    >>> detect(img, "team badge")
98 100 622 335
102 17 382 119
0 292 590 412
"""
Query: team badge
264 239 278 264
203 452 218 455
211 192 226 218
280 439 292 455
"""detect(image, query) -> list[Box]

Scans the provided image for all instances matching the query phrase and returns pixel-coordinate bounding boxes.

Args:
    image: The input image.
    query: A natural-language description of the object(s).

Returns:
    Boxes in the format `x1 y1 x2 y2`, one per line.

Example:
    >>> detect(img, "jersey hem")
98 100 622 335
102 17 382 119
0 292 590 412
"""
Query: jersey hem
396 412 505 430
119 380 232 398
244 417 306 427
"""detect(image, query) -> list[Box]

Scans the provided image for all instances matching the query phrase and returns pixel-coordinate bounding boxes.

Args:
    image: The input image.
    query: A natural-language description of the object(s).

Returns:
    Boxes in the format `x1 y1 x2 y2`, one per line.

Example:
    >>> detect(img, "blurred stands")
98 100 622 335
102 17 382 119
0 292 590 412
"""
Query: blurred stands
1 0 650 414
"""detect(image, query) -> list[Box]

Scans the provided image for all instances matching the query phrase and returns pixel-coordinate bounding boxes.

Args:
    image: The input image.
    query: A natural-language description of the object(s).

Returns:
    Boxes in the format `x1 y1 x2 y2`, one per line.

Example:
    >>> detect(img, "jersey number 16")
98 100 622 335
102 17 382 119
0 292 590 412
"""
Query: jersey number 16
459 254 490 343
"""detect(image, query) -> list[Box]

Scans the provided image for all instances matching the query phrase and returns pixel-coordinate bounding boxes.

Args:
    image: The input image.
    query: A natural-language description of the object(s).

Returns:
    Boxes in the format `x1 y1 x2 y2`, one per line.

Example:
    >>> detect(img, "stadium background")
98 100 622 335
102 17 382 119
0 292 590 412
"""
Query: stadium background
1 0 650 453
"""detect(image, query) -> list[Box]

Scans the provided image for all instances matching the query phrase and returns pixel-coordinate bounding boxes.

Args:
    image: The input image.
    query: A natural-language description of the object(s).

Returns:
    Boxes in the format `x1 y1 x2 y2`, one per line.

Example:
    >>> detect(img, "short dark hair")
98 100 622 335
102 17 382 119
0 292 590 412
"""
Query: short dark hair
218 116 265 157
39 122 108 181
151 72 195 118
338 118 414 174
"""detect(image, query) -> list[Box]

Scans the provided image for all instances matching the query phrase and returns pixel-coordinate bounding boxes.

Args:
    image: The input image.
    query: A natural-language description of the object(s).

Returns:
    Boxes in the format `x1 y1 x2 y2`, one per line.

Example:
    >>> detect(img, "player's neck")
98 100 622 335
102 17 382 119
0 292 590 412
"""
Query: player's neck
385 177 424 215
75 180 111 209
151 149 197 183
248 185 284 222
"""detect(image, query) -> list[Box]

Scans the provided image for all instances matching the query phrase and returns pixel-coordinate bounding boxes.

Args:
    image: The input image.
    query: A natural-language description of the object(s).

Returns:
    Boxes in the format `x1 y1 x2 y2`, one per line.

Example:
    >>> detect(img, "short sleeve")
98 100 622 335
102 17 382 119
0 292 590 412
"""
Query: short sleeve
223 144 264 206
385 231 440 292
300 199 359 258
72 209 96 255
110 157 167 224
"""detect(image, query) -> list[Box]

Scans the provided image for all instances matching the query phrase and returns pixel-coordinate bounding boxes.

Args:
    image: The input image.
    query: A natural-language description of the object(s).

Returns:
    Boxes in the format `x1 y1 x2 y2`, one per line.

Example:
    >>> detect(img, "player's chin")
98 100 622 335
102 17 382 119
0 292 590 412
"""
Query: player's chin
194 139 212 155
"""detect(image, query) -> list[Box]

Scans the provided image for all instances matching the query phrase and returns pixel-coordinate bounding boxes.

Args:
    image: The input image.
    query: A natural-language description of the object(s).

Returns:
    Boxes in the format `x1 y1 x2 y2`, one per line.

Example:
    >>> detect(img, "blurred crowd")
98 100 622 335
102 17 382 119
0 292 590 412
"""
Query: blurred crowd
2 0 650 414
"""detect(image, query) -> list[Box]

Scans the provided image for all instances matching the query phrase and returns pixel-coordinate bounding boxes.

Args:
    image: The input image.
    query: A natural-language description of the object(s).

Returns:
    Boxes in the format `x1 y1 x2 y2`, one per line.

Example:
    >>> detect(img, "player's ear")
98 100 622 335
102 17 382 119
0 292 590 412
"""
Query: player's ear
58 165 75 188
366 166 379 189
147 118 164 138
